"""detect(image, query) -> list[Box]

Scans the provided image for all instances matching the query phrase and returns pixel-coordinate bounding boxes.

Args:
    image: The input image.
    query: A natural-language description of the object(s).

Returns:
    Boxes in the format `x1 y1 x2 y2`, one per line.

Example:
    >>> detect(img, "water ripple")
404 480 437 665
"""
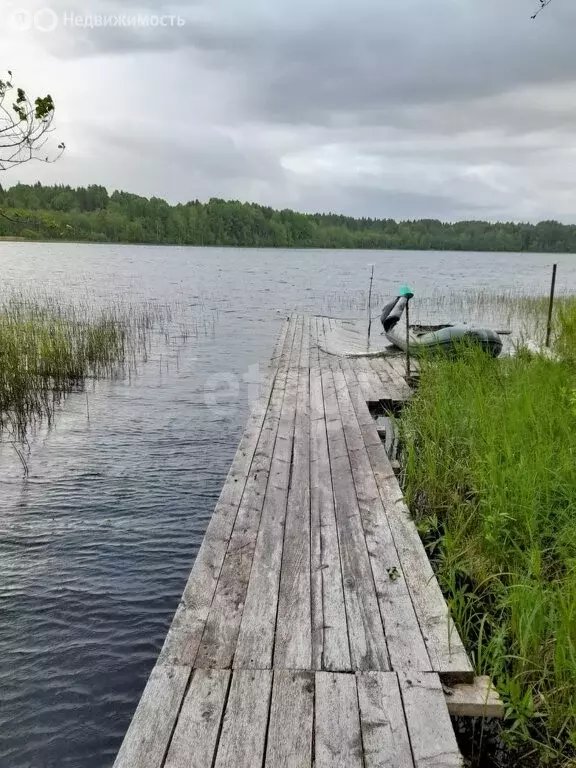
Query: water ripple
2 244 576 767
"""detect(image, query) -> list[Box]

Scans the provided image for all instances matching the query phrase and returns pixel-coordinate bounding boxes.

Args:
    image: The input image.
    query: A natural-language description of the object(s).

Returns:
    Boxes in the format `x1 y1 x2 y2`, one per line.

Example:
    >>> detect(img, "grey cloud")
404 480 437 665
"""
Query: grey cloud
89 123 286 186
291 184 495 222
3 0 576 223
37 0 576 122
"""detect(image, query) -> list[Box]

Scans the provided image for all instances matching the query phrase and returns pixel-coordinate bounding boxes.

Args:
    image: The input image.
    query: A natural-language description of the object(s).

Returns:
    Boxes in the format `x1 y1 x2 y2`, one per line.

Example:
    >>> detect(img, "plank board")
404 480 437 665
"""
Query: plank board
321 365 390 671
159 318 294 666
310 331 325 670
341 358 473 682
339 358 383 449
233 317 304 668
398 672 464 768
332 365 432 673
309 328 351 671
265 671 314 767
194 318 297 669
315 672 363 768
113 664 191 768
214 670 273 768
274 316 312 668
368 356 411 401
357 672 414 768
444 676 504 719
354 356 388 401
364 441 473 682
316 316 392 357
164 669 230 768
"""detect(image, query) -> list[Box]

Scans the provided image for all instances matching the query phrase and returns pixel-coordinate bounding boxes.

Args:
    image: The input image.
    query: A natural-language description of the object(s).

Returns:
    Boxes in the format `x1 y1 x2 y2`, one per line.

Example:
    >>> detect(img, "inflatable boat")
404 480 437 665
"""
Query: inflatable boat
380 295 503 358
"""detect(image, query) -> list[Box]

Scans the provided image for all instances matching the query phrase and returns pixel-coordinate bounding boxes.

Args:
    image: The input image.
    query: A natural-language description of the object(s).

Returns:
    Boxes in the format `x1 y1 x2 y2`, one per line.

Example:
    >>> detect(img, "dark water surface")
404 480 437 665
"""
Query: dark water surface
1 244 575 768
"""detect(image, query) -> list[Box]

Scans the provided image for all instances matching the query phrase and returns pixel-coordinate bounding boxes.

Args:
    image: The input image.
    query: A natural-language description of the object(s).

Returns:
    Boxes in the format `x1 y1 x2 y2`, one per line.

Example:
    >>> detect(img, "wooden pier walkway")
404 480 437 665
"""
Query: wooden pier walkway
114 315 481 768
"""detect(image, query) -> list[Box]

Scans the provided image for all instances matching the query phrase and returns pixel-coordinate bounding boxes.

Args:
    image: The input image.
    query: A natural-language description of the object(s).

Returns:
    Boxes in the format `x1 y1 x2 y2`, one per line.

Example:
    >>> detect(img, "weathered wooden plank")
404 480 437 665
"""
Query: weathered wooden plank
315 672 363 768
355 367 373 401
274 316 312 668
214 670 273 768
389 356 417 379
444 676 504 719
342 358 473 682
355 356 387 401
194 319 297 669
339 358 383 449
321 365 390 671
370 357 411 401
365 442 473 682
332 366 432 673
364 356 397 402
164 669 230 768
368 356 393 381
387 355 418 392
398 672 464 768
113 665 190 768
310 345 351 672
159 318 295 666
341 360 382 429
318 316 384 357
310 319 325 670
356 672 414 768
217 316 292 511
317 318 337 373
264 671 314 768
329 366 365 451
233 317 304 669
320 316 331 354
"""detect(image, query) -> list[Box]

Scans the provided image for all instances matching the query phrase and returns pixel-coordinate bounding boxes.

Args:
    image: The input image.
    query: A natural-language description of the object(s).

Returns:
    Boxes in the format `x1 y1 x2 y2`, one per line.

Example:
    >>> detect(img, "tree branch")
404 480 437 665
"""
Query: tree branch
0 70 65 171
532 0 552 19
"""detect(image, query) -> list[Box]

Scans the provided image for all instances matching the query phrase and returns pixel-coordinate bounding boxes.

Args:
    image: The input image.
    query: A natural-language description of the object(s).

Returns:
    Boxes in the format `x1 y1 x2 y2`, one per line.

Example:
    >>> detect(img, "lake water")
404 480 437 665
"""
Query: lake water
1 243 575 768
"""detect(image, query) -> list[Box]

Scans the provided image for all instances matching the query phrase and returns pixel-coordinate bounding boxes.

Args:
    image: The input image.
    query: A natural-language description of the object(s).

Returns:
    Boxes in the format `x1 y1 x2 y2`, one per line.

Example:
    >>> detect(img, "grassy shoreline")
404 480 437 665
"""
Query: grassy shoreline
400 302 576 765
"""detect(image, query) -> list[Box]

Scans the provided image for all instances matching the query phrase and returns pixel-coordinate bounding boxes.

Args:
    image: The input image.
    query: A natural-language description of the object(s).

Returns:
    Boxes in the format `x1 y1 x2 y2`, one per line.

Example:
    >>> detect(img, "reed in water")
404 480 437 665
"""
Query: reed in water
0 293 171 440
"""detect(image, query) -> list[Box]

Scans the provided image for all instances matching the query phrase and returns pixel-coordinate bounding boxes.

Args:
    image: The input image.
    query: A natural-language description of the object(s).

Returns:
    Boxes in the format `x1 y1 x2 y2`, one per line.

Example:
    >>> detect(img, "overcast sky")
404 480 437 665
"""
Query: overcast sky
1 0 575 222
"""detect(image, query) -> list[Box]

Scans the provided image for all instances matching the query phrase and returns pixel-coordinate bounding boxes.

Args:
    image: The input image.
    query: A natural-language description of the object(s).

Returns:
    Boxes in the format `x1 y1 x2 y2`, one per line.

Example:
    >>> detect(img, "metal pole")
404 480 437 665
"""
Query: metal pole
406 298 411 379
545 263 557 348
367 264 375 350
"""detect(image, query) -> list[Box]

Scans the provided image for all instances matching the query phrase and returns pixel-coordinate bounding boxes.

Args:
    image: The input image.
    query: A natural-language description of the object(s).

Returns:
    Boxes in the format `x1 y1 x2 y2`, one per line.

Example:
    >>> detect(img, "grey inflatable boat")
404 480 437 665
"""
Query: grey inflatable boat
381 296 503 358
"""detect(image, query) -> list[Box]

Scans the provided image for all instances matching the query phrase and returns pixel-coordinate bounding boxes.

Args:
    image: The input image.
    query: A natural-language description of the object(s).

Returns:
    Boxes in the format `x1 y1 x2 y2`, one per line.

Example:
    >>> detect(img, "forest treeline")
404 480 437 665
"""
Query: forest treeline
1 182 575 252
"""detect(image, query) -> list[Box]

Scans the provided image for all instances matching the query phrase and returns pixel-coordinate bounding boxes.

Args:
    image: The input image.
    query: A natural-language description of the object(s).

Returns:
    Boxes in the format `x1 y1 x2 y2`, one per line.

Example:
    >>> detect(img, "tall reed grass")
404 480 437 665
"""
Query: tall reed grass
0 293 171 441
323 286 576 349
401 301 576 766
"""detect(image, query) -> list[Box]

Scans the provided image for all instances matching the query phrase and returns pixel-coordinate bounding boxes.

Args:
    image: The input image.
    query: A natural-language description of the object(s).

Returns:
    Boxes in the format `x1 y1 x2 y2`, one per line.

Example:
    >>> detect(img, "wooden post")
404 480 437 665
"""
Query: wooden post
367 264 375 350
545 263 557 348
405 298 411 379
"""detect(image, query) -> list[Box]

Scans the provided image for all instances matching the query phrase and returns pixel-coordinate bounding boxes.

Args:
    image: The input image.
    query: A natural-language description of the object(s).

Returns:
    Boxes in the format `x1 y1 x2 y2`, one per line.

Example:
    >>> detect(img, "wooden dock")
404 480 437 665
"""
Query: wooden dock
113 315 487 768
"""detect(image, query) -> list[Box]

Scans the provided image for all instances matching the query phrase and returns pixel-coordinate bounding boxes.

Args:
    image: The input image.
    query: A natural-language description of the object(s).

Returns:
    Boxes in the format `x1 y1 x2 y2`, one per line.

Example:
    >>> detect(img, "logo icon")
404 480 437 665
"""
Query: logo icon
8 7 59 33
9 8 33 31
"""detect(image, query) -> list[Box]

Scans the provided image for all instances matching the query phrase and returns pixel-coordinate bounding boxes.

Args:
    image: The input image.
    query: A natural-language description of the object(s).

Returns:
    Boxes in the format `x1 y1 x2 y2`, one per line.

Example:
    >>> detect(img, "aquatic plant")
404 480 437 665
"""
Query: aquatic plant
322 286 576 349
0 293 172 443
400 301 576 766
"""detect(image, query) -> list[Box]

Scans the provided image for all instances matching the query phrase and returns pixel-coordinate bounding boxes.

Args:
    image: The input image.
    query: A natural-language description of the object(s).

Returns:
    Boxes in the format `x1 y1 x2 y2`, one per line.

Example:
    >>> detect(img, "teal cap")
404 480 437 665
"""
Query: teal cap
399 284 414 299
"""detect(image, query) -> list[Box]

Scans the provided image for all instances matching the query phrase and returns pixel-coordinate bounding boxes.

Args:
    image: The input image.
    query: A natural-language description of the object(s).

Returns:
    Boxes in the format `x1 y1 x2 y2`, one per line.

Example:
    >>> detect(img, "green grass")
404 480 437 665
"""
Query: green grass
400 304 576 765
0 293 169 442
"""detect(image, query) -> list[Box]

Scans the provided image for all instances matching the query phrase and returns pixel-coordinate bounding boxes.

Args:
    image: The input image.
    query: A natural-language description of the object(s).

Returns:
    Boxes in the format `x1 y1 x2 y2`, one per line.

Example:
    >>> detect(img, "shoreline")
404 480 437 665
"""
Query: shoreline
0 237 575 255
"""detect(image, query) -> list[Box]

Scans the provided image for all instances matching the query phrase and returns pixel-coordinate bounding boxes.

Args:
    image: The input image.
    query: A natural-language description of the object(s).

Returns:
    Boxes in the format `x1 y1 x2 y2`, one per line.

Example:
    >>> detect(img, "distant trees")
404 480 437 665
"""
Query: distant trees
0 182 575 253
